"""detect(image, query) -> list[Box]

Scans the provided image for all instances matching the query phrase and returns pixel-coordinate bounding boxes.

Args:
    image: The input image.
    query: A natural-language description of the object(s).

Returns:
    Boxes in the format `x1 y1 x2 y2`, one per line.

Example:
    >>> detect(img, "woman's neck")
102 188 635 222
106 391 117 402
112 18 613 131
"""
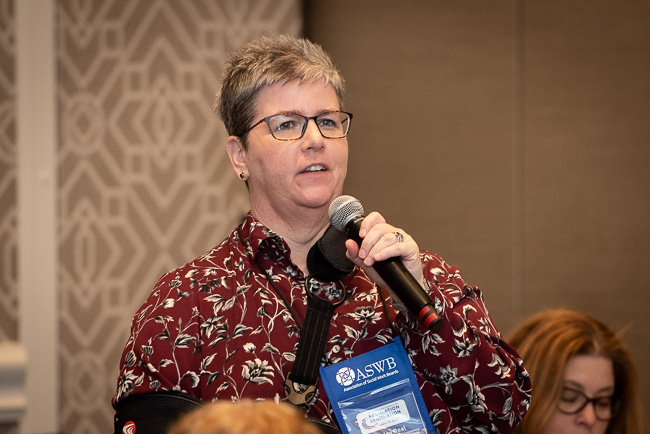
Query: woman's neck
251 204 330 274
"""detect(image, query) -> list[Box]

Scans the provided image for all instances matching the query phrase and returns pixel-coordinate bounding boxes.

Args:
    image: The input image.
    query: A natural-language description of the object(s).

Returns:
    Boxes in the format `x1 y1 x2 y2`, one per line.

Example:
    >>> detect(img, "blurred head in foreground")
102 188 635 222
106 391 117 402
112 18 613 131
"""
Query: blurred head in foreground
167 399 323 434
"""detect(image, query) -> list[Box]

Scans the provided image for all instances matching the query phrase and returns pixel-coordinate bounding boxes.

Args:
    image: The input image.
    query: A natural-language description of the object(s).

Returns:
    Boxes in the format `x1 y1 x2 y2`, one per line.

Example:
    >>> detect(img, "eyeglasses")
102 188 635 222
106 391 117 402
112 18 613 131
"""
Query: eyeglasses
242 110 353 141
557 387 616 421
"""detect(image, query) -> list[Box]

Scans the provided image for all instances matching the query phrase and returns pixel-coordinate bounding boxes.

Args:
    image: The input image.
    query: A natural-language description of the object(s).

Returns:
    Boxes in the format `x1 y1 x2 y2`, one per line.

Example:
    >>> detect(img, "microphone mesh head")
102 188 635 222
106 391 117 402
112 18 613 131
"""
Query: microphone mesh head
328 195 364 231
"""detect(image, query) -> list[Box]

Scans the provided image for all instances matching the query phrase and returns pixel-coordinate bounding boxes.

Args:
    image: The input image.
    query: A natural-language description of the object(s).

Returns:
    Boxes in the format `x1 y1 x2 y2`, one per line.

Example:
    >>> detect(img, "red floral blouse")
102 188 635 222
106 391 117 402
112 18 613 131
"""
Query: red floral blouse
113 213 531 433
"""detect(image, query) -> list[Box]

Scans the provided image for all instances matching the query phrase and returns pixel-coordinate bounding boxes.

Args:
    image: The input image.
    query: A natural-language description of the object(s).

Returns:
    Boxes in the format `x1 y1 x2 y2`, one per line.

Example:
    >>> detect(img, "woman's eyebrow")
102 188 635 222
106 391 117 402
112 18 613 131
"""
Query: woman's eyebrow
564 381 615 395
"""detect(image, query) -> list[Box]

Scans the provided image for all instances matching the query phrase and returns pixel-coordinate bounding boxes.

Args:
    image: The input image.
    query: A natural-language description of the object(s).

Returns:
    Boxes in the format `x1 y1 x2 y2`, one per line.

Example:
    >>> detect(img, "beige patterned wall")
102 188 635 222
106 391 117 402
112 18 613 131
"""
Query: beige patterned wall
57 0 301 432
0 0 17 343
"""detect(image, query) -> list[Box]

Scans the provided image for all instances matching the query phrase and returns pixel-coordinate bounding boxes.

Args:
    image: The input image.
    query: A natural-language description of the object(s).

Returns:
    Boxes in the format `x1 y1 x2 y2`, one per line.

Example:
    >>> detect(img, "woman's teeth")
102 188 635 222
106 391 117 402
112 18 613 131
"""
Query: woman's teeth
305 165 325 173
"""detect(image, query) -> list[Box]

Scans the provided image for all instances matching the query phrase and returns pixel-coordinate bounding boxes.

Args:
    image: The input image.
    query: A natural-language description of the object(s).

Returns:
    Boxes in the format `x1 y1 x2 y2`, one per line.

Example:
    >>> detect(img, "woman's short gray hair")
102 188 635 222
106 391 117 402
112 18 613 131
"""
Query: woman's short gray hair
214 34 345 145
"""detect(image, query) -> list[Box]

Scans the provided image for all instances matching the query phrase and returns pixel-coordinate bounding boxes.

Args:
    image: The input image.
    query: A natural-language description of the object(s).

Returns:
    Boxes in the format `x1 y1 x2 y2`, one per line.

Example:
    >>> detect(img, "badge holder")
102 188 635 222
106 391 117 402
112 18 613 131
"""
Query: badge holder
320 336 436 434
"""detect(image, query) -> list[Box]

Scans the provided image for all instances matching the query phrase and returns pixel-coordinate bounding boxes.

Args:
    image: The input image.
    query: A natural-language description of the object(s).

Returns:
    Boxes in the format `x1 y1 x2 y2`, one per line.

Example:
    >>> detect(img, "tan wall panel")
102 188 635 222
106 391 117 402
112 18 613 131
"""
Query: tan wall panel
306 0 520 328
523 0 650 414
306 0 650 422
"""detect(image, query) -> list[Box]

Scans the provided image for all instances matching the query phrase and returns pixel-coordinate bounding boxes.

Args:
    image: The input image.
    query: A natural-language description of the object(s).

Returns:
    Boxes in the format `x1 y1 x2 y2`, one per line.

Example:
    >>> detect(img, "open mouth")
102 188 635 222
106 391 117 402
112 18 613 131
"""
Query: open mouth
304 165 326 173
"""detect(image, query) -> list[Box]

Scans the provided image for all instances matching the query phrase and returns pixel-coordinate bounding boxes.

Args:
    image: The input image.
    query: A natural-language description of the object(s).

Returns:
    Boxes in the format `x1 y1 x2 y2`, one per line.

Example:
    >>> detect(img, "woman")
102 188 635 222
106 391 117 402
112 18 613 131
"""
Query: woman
113 34 531 433
508 309 645 434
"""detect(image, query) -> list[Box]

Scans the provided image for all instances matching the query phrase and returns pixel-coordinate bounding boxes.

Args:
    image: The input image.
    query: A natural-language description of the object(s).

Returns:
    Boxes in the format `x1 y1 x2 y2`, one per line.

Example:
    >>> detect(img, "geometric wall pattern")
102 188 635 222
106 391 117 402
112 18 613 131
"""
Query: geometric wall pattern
57 1 301 432
0 0 17 343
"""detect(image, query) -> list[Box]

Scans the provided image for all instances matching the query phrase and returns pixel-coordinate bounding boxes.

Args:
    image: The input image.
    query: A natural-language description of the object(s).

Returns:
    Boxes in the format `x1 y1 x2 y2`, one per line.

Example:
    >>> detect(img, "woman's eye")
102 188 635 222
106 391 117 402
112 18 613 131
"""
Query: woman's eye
595 397 612 409
318 117 340 129
276 120 299 131
560 391 580 403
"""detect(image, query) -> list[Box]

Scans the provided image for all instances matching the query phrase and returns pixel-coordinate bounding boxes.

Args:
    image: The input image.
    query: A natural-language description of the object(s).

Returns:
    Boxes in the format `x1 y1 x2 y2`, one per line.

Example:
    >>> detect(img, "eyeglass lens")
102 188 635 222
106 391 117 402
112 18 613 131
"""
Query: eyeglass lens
557 388 614 421
267 112 351 140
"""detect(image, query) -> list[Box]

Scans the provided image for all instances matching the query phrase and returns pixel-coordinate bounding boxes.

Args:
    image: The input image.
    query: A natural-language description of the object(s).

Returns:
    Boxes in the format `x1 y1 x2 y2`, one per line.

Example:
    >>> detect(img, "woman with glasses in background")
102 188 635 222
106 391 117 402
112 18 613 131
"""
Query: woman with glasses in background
508 308 646 434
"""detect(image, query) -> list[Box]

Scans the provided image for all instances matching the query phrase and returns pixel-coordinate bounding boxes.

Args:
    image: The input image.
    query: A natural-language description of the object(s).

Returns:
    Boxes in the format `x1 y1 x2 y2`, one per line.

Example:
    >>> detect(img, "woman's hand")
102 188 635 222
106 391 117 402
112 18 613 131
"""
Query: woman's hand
344 211 425 300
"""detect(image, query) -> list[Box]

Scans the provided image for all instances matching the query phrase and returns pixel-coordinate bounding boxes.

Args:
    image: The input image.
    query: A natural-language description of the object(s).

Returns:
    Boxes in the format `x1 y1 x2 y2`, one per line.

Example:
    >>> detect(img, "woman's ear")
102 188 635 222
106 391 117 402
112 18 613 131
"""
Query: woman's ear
226 136 248 180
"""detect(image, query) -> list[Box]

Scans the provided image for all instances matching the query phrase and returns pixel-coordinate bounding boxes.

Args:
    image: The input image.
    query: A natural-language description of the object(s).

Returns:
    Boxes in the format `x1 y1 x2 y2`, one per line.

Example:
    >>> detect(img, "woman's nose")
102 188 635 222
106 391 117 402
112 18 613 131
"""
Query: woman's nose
301 119 325 149
575 402 598 427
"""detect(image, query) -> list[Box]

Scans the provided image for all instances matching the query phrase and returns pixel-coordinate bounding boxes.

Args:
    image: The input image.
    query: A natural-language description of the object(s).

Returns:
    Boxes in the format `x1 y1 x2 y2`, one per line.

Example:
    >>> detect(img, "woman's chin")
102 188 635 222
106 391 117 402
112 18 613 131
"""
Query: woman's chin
298 190 339 210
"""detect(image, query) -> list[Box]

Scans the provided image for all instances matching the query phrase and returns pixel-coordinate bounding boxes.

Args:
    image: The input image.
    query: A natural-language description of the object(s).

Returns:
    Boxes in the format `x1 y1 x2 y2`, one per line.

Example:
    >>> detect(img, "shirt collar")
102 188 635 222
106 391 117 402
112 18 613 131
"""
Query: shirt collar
237 212 358 286
238 212 290 262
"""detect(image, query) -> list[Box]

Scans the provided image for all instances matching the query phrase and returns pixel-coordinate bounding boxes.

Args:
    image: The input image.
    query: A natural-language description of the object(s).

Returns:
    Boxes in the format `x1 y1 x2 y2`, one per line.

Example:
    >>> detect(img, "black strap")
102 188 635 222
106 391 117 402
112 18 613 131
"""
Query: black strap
113 391 202 434
292 294 334 384
282 289 335 410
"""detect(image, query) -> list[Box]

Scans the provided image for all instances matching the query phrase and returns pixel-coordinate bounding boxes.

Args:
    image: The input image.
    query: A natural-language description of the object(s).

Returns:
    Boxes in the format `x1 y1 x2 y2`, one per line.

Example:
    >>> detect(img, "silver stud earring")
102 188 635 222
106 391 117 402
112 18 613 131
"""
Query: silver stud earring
239 172 245 180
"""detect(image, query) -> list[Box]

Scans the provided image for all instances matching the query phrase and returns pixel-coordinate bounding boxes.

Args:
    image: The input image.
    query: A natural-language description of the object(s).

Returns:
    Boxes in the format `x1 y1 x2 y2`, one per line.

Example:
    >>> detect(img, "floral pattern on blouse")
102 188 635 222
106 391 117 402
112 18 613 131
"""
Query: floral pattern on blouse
113 213 531 433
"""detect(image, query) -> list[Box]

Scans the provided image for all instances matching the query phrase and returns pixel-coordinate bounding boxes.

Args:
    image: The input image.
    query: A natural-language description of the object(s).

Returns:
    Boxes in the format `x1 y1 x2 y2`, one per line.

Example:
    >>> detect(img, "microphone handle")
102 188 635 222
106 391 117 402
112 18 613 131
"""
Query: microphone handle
344 217 443 332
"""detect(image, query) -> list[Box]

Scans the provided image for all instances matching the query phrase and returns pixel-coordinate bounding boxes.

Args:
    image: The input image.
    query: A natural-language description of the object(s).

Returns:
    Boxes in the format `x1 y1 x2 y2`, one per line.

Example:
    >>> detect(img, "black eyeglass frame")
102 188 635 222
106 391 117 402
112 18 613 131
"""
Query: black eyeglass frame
557 388 617 421
241 110 353 141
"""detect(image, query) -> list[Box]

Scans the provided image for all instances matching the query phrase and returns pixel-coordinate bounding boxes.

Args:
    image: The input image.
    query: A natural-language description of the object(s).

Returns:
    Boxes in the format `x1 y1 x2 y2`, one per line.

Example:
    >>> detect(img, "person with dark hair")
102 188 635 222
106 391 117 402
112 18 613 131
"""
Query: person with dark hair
112 34 531 433
508 308 646 434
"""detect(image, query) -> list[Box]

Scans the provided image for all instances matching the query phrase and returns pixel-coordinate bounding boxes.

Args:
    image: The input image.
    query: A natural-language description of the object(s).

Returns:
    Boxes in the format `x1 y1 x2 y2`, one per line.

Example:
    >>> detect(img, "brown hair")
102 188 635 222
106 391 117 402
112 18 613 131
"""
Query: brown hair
508 309 645 434
167 399 323 434
214 34 345 146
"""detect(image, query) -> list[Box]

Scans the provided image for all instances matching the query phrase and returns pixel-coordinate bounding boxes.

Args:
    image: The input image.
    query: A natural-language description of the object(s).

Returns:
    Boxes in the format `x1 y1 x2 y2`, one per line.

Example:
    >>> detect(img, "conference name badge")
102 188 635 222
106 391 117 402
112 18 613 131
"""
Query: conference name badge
320 336 436 434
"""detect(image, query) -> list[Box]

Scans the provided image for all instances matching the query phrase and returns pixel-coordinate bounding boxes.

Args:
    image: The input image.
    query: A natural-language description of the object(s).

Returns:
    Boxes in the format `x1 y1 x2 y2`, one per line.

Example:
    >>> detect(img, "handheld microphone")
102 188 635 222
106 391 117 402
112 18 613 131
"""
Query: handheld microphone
328 195 443 332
